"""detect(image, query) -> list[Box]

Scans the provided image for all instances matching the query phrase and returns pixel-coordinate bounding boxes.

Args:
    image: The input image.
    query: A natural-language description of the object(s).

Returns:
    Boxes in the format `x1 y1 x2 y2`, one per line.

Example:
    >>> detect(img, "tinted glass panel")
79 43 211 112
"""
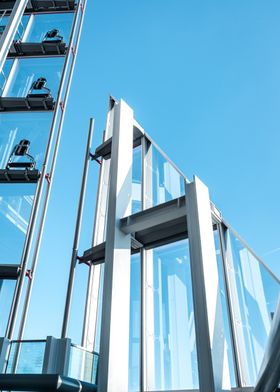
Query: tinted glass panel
4 57 64 98
129 253 140 391
225 229 280 385
6 341 45 373
25 13 73 44
0 183 36 264
0 279 16 336
0 112 52 170
151 146 184 207
146 239 198 390
132 146 142 214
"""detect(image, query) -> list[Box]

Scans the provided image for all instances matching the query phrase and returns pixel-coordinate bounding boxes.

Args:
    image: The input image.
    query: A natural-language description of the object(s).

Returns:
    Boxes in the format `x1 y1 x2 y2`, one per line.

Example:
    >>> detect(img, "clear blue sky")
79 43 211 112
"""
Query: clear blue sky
24 0 280 339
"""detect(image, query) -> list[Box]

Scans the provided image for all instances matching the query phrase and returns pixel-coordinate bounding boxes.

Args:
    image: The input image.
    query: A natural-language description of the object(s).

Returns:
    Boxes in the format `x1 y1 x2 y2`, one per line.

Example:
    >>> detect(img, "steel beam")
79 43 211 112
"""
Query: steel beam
97 99 134 392
120 195 186 234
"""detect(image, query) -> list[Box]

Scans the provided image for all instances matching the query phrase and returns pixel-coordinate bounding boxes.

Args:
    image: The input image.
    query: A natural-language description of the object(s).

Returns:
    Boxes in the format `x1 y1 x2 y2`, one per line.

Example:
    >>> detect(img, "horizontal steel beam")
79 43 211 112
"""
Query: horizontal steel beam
120 196 186 234
0 374 97 391
0 264 21 279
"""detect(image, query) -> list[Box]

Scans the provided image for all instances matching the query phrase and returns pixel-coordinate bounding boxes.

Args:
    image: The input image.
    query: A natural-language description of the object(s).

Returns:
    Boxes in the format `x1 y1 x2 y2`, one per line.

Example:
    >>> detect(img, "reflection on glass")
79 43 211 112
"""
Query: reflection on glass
0 112 51 170
146 239 198 390
4 57 64 98
129 253 140 391
0 60 13 93
25 13 73 44
132 146 142 214
69 345 99 384
225 229 280 385
0 15 29 41
0 279 16 336
6 340 45 374
151 146 184 207
94 265 104 353
214 229 236 387
0 183 36 264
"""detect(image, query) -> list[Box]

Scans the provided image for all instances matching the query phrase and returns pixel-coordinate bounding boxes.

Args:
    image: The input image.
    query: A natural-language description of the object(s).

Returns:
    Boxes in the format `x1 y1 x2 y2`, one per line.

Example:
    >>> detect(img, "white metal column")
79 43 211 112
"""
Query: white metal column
0 0 29 74
97 99 134 392
81 102 115 352
186 176 230 392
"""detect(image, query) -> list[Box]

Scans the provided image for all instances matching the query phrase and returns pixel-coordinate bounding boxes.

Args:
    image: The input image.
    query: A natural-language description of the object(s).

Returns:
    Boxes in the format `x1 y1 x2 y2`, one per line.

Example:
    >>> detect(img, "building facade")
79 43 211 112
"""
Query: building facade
0 2 279 392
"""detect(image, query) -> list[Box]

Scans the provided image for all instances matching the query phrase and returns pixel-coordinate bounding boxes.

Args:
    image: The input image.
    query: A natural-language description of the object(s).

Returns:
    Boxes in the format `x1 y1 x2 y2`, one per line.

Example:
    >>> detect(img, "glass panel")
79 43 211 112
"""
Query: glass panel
0 60 13 93
25 13 73 44
0 279 16 336
132 146 142 214
151 145 185 207
94 264 104 353
4 57 64 98
69 345 99 384
146 239 198 390
129 253 140 391
0 183 36 264
225 229 280 385
0 15 29 41
0 112 52 170
214 229 236 387
5 340 45 373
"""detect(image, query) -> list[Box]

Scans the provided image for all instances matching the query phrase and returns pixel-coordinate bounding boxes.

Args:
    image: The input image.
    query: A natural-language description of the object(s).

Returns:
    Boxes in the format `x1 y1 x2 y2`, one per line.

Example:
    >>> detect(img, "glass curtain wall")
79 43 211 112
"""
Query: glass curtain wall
223 227 280 386
0 2 75 338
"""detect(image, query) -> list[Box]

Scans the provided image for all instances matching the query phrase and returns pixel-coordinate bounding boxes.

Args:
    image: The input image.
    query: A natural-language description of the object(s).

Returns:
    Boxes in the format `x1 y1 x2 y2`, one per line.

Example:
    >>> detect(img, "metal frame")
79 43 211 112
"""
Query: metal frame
5 0 88 341
97 99 134 392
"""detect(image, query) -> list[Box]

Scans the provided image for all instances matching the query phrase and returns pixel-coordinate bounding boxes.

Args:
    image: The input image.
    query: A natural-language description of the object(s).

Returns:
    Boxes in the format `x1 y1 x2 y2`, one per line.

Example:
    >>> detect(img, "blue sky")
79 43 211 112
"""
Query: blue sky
24 0 280 339
76 0 280 274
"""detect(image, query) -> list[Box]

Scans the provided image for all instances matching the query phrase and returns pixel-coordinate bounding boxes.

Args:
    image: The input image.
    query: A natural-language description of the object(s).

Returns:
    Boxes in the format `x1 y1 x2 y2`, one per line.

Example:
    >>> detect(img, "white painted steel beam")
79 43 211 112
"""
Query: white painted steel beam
97 99 134 392
186 176 230 392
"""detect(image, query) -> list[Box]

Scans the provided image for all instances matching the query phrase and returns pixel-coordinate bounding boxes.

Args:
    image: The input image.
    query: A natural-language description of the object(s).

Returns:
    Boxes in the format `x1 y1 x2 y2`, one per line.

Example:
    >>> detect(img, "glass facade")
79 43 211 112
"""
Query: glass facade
224 228 279 386
145 240 198 391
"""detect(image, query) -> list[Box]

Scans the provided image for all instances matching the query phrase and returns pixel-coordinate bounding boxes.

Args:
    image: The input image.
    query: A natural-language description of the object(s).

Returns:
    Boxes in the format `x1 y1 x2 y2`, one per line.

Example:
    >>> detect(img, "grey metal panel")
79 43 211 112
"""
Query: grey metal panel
120 195 186 234
10 41 67 57
0 264 21 279
0 374 97 391
93 128 142 160
0 97 55 111
254 296 280 392
0 169 40 183
42 336 71 376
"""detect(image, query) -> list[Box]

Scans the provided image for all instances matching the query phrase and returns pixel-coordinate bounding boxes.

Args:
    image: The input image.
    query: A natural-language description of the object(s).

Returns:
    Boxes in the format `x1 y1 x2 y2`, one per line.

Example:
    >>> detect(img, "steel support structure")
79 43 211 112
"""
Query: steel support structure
97 99 134 392
2 0 88 342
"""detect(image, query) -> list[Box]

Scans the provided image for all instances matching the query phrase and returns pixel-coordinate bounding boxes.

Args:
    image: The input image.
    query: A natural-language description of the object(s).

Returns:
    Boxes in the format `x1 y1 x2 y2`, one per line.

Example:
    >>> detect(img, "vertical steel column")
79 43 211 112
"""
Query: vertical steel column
218 223 242 388
186 176 229 392
61 118 95 338
0 0 29 74
42 336 71 376
140 136 154 391
81 99 116 351
98 99 134 392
